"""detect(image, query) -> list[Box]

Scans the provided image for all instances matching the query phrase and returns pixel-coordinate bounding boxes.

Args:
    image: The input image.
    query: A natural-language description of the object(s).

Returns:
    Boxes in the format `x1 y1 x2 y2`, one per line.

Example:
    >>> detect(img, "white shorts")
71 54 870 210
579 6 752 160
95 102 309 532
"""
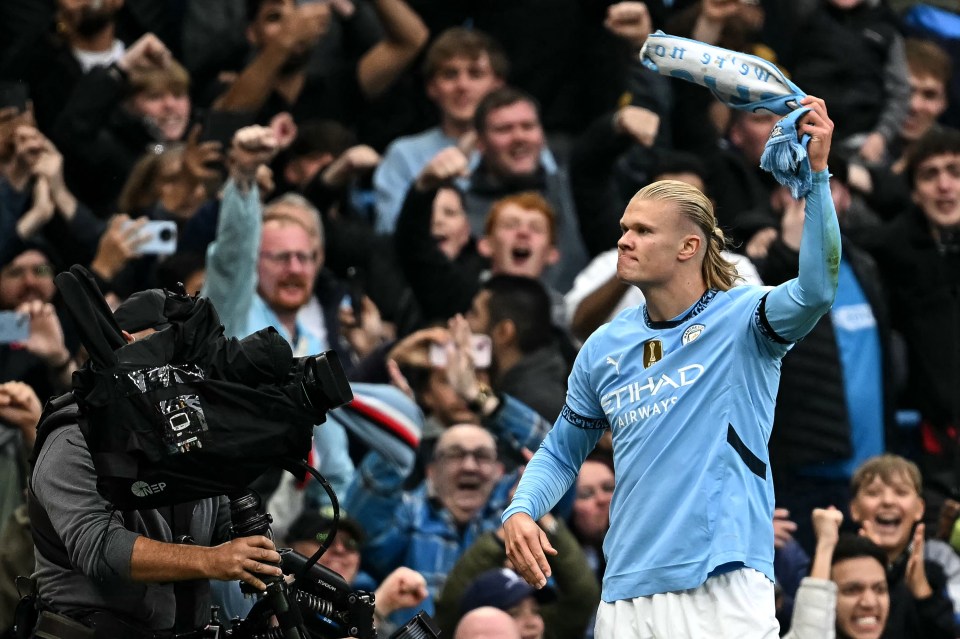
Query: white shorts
595 568 780 639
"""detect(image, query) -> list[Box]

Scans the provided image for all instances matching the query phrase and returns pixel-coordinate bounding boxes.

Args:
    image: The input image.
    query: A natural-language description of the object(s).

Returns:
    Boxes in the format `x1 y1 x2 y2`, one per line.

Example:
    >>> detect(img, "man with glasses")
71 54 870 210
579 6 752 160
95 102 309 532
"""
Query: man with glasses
202 125 353 510
203 126 329 354
345 421 549 626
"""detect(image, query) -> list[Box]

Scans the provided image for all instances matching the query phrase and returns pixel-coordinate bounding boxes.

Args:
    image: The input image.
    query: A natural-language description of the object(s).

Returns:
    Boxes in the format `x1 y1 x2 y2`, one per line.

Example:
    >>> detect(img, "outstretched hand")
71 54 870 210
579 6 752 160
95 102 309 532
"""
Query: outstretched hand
503 512 558 589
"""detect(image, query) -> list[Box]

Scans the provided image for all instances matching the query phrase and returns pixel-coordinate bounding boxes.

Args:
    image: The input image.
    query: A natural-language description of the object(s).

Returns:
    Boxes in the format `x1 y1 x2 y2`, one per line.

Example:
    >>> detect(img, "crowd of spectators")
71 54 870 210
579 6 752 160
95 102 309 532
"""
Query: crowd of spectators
2 0 960 637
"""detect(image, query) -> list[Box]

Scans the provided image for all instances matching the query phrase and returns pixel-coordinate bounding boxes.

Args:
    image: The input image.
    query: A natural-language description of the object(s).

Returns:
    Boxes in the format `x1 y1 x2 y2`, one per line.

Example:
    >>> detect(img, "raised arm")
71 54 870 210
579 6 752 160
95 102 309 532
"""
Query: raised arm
201 126 277 338
783 507 842 639
213 4 330 112
762 96 841 343
356 0 429 99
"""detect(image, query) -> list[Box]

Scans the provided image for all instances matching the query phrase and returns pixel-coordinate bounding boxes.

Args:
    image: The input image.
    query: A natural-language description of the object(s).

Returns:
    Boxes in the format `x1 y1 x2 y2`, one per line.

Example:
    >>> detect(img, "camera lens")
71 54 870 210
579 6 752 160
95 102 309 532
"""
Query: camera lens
292 352 353 416
159 228 174 241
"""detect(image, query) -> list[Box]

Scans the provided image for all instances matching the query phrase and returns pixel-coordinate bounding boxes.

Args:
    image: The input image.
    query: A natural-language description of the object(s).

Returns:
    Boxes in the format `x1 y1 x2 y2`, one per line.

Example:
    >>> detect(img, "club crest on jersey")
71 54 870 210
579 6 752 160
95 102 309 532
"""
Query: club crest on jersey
682 324 705 345
642 339 663 369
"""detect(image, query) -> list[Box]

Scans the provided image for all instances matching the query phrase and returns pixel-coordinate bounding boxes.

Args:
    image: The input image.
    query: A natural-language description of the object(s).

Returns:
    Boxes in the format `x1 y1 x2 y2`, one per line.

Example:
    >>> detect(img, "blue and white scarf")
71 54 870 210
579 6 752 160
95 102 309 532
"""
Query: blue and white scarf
640 31 815 198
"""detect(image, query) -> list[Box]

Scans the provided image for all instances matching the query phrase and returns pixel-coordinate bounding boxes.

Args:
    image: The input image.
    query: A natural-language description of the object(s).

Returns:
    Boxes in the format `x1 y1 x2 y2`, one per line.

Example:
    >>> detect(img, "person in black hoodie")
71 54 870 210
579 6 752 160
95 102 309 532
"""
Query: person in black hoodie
744 169 898 556
858 127 960 523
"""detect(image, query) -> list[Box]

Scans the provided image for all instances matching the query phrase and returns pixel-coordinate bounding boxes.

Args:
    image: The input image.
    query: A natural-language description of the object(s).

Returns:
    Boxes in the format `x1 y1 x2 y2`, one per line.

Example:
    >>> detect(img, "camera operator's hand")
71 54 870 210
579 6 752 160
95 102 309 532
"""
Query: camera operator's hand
228 125 279 192
0 381 42 447
131 534 282 590
206 536 283 590
374 567 428 618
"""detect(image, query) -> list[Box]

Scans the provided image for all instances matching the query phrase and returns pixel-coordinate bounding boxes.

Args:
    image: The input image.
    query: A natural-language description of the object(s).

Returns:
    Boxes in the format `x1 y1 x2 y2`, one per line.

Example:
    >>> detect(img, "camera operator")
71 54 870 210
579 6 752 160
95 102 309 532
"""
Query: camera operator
25 299 284 639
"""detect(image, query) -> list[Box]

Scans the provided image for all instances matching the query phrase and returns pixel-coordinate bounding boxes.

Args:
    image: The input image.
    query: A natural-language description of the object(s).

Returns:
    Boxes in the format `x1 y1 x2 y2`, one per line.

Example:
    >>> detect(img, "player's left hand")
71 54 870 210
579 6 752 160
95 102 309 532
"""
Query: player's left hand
798 96 833 173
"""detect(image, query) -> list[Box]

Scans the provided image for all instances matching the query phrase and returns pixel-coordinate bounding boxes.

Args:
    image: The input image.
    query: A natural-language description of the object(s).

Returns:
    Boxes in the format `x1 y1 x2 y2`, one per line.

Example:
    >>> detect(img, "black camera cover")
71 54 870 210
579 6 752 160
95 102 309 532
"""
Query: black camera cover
40 266 351 510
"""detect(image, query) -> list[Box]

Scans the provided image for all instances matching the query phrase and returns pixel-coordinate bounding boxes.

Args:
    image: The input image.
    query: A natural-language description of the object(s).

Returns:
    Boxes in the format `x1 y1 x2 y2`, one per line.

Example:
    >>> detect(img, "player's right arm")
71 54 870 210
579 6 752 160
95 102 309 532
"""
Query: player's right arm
502 338 607 587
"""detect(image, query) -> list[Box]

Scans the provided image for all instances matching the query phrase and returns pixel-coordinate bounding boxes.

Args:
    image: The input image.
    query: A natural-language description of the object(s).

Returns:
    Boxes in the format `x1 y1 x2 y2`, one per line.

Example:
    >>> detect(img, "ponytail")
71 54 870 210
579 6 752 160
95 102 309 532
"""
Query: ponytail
703 226 739 291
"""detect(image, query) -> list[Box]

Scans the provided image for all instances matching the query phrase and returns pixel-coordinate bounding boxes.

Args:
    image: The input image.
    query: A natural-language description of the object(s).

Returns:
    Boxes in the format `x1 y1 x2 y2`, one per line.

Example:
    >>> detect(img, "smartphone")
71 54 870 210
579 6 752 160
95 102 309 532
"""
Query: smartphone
125 220 178 256
429 334 492 369
0 82 29 114
0 311 30 344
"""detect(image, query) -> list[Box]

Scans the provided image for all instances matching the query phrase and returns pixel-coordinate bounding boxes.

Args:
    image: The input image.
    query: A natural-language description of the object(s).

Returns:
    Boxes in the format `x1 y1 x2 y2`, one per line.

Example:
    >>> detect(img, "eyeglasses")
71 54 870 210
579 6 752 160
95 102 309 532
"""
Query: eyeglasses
1 263 54 280
331 536 360 553
435 447 497 466
315 533 361 553
576 482 615 501
259 250 318 266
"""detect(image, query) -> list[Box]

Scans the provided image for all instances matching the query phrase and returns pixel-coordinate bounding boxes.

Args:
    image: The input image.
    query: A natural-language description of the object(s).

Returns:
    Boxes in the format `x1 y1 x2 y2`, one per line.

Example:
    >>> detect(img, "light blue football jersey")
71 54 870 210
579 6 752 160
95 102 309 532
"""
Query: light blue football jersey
508 286 793 602
504 169 840 603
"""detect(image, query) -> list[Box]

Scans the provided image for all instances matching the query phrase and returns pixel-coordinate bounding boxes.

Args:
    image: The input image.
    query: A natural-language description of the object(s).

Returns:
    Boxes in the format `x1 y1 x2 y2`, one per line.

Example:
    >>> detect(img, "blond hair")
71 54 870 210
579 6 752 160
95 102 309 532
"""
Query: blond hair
264 193 325 248
632 180 738 291
129 59 190 97
851 454 923 496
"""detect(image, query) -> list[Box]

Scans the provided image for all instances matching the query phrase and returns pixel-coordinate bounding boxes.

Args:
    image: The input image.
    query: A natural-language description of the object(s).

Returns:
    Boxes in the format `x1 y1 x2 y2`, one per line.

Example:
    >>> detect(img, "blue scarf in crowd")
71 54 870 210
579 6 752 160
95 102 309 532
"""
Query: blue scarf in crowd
640 31 815 198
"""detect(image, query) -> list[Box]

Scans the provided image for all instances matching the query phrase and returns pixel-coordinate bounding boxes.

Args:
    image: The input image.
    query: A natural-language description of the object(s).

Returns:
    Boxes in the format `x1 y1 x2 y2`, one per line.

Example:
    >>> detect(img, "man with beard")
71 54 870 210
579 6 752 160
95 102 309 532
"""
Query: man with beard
202 125 355 506
0 0 134 132
214 0 427 128
203 125 328 353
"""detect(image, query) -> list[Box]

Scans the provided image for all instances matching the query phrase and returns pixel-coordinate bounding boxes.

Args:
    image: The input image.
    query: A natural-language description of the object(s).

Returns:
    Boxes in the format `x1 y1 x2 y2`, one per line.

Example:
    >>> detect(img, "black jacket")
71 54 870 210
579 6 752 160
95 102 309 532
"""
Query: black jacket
762 236 897 472
50 64 160 217
394 185 487 324
882 551 957 639
859 209 960 430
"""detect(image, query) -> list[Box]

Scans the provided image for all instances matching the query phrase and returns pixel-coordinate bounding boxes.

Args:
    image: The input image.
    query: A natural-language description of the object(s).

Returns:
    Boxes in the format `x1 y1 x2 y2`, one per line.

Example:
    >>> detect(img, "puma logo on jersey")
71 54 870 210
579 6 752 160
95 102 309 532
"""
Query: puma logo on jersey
606 355 622 375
